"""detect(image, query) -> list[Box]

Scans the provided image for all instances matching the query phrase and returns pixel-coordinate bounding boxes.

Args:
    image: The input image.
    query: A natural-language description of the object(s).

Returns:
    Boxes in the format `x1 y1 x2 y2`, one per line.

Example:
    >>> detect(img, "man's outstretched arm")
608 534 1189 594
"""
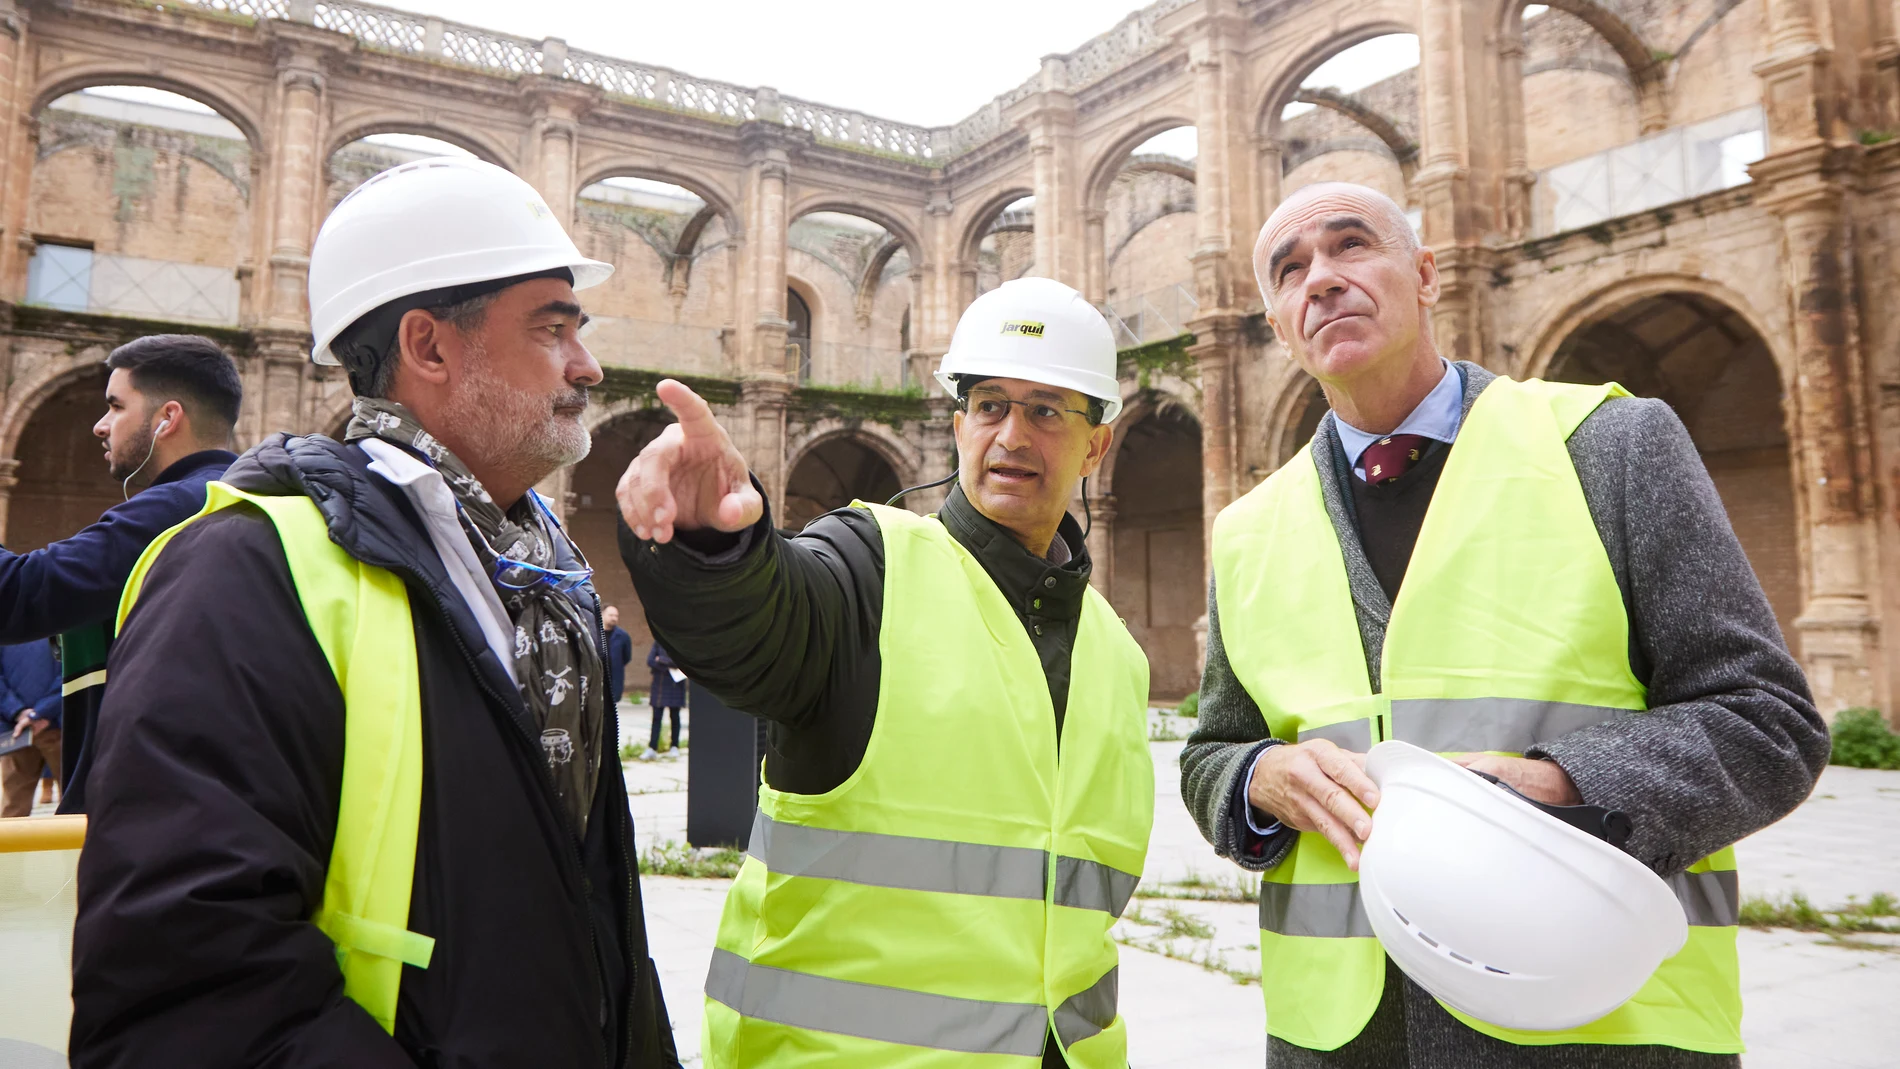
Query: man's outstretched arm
71 507 411 1068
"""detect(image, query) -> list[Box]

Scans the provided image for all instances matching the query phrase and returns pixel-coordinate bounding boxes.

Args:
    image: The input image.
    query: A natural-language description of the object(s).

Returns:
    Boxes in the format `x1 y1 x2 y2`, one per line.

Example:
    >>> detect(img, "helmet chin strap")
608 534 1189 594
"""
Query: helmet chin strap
121 415 172 501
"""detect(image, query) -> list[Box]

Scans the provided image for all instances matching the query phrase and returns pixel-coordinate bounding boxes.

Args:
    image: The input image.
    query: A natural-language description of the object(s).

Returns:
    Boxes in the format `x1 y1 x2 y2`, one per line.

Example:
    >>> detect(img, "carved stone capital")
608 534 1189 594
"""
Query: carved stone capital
518 75 601 122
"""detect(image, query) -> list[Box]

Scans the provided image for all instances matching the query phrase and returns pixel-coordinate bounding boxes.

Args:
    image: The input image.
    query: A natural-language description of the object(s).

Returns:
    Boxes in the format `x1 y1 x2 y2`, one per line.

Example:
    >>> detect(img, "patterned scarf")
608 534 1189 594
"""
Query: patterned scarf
345 397 603 836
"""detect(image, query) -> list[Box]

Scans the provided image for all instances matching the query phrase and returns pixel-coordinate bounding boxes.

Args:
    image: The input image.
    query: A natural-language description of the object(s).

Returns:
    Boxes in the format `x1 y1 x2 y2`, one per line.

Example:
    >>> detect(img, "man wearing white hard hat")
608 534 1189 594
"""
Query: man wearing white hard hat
1181 180 1828 1067
617 276 1153 1068
71 158 681 1067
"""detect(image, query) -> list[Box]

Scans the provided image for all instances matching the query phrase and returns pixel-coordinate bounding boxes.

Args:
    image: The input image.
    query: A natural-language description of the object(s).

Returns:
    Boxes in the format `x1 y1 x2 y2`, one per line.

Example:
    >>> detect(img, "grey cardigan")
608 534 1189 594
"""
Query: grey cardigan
1180 362 1829 877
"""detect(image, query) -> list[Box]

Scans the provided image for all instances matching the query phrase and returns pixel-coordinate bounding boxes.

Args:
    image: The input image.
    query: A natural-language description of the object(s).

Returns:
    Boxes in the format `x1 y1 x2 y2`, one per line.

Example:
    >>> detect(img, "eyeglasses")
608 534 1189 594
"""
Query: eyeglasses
960 393 1094 432
459 493 595 594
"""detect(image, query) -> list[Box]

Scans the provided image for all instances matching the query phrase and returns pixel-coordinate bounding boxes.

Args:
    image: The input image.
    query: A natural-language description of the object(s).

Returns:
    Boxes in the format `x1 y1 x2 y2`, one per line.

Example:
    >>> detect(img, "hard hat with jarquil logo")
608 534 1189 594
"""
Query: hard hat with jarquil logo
1357 741 1688 1032
307 156 612 369
934 277 1124 423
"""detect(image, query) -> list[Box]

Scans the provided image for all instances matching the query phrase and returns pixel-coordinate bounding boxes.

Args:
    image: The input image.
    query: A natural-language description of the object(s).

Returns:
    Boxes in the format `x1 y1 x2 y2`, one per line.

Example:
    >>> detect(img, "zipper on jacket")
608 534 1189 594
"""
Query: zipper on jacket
408 575 616 1069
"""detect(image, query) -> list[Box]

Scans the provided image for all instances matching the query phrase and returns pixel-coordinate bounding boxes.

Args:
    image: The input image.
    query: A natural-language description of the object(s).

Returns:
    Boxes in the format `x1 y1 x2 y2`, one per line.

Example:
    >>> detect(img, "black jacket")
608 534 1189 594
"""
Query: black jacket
621 484 1094 795
72 433 678 1069
0 448 235 810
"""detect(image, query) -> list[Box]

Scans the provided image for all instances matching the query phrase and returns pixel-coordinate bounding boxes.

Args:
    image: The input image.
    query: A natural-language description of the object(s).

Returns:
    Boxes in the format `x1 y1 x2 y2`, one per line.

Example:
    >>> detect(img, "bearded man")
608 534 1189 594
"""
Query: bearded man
71 159 679 1068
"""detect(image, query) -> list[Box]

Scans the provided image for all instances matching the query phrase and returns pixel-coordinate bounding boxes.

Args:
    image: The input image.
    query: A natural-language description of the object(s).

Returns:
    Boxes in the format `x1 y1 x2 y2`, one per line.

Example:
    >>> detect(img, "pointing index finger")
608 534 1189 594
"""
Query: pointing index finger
655 378 720 437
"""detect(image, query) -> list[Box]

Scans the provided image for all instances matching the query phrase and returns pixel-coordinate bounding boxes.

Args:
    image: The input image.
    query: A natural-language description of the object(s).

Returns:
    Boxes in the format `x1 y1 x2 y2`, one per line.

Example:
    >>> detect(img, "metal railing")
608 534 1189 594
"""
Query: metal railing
1105 282 1198 348
25 248 241 327
1532 107 1765 237
167 0 1189 165
0 815 85 1059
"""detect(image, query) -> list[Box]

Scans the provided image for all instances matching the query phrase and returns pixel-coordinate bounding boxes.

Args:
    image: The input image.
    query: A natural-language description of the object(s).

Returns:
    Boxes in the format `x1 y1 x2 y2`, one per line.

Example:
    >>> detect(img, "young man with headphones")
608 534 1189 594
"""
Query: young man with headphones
0 334 242 811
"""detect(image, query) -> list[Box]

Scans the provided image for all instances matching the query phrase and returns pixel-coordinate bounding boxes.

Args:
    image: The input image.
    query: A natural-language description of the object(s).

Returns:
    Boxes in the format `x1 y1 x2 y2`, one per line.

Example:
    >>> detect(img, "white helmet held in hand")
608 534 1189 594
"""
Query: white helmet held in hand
935 277 1123 423
1358 741 1687 1032
307 156 612 365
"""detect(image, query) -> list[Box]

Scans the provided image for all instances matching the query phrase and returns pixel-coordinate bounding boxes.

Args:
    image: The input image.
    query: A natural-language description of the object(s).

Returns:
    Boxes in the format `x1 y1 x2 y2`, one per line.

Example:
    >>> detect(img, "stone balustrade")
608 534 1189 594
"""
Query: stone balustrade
170 0 1189 164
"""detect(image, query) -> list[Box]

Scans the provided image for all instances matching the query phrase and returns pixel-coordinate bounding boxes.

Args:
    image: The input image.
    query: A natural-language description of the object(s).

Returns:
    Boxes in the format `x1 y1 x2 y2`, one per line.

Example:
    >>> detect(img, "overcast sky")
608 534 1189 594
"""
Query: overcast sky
88 1 1431 165
369 0 1420 130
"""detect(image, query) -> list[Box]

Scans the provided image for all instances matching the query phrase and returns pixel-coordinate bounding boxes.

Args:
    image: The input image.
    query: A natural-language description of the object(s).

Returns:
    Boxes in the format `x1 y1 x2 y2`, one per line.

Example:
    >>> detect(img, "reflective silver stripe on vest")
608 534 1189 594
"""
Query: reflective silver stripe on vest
1052 965 1117 1049
1258 881 1375 938
1257 872 1739 938
748 810 1047 900
706 947 1048 1055
1297 718 1373 751
1391 698 1628 754
1670 869 1740 927
1054 856 1141 918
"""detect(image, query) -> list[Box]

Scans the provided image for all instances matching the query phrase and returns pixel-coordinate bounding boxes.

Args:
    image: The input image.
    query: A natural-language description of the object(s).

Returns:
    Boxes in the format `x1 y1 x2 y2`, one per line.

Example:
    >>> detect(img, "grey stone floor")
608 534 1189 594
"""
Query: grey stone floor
628 716 1900 1068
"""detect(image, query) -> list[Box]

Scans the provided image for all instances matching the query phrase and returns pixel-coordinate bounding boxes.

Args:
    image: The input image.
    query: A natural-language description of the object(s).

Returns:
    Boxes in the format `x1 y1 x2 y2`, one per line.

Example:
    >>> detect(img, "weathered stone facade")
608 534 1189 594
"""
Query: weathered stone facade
1 0 1896 714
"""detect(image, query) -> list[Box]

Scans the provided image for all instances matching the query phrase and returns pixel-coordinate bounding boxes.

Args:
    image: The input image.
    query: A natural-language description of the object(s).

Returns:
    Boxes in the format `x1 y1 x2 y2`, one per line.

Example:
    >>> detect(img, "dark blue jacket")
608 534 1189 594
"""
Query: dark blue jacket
646 643 686 710
0 639 62 729
606 626 633 702
0 448 235 808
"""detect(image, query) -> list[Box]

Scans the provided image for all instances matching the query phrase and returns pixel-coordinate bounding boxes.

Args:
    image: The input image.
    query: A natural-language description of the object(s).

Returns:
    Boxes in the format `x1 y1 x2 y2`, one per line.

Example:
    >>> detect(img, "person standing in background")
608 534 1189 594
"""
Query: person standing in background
0 638 63 817
0 335 240 812
603 604 634 715
645 642 684 760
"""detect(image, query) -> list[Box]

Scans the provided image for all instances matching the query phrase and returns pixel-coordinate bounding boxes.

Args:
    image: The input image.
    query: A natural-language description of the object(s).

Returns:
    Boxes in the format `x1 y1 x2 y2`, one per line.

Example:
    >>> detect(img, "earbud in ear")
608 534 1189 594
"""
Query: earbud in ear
155 418 172 434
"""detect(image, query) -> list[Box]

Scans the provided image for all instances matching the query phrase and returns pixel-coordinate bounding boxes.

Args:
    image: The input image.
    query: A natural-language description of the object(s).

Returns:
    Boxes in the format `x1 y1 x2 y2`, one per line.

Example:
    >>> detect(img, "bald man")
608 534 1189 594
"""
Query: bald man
1180 182 1825 1067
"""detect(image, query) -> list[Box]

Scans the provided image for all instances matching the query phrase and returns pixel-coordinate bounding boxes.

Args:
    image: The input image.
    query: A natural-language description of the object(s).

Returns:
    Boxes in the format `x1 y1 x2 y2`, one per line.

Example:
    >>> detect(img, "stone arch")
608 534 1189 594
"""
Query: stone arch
0 355 111 459
1 362 117 551
32 68 266 152
1096 382 1201 495
323 118 516 171
788 197 925 265
1083 116 1196 212
573 162 743 237
1098 397 1205 700
1495 0 1663 93
1255 20 1417 139
1263 359 1330 471
1289 87 1418 180
1519 272 1787 386
854 234 906 328
782 427 909 529
1665 0 1748 79
1532 280 1799 637
958 185 1036 264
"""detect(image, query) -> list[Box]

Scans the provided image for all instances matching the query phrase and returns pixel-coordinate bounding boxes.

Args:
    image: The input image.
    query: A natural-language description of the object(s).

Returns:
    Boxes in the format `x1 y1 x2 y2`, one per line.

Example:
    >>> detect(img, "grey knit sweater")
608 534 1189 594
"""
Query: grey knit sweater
1180 362 1829 880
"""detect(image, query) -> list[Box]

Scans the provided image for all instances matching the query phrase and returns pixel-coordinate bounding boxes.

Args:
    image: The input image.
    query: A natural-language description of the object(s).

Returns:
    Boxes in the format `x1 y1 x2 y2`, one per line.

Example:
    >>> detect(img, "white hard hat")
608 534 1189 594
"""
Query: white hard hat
307 156 612 365
1358 741 1686 1032
935 277 1124 423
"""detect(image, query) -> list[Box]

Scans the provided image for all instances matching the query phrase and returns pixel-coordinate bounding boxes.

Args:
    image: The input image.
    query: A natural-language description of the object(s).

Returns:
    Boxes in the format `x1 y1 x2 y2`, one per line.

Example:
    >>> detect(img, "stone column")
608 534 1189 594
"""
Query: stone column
1084 490 1117 597
520 59 598 228
736 119 797 378
913 187 957 381
0 455 18 544
1082 209 1108 305
1184 0 1256 317
0 2 31 303
1413 0 1503 365
263 46 327 331
1752 0 1883 712
1022 59 1083 287
1255 136 1284 225
1498 36 1535 241
1184 313 1246 582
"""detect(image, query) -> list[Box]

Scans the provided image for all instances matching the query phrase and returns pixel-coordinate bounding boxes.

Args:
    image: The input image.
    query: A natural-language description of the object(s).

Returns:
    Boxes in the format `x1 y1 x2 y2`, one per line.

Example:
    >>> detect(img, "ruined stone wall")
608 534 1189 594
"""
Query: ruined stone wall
28 107 252 269
1518 8 1642 171
1103 168 1197 303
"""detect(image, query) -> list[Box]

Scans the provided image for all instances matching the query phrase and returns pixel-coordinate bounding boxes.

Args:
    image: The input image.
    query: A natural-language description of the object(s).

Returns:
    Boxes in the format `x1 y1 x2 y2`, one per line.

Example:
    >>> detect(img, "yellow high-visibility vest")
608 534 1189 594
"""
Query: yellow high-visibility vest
703 502 1155 1068
120 482 431 1034
1212 377 1742 1053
